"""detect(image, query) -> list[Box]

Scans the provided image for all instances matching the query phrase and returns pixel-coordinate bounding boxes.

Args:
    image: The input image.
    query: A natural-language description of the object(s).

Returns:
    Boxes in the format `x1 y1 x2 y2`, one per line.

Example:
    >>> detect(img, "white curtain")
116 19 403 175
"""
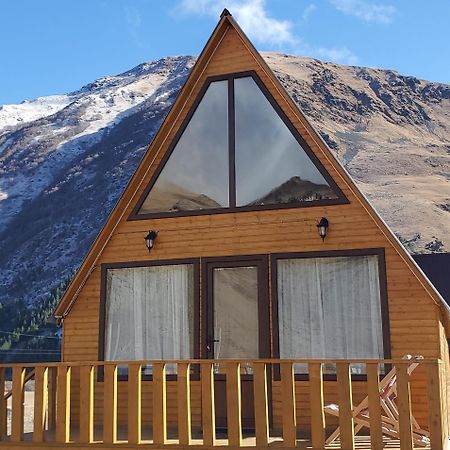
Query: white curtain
277 256 383 373
104 264 194 361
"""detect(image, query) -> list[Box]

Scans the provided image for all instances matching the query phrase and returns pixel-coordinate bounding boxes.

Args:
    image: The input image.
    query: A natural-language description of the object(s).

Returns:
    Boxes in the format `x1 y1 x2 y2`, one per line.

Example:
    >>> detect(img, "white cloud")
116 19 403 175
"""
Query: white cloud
302 3 317 22
179 0 297 46
330 0 396 24
315 47 359 65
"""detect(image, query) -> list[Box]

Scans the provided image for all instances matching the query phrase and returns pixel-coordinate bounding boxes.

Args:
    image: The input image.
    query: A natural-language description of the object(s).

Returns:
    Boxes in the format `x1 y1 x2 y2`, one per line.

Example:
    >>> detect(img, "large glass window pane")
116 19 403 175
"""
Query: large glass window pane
104 264 194 361
138 80 229 214
234 77 339 207
277 255 383 374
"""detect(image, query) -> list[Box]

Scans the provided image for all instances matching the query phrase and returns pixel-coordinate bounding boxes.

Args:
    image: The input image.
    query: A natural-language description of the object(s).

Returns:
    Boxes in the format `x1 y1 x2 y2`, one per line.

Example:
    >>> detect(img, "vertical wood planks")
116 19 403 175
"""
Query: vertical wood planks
11 366 25 442
280 362 296 447
226 362 242 446
336 362 355 450
253 362 269 447
177 363 192 445
201 362 216 446
128 364 142 444
33 366 48 443
309 363 325 449
47 367 57 432
153 363 167 445
396 363 413 450
367 363 383 450
426 361 445 450
79 365 94 443
0 368 6 441
103 364 118 444
56 365 71 443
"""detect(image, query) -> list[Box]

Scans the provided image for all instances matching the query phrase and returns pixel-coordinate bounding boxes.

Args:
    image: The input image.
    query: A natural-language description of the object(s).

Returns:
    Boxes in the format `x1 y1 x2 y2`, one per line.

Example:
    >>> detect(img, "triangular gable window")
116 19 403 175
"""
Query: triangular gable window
134 72 345 218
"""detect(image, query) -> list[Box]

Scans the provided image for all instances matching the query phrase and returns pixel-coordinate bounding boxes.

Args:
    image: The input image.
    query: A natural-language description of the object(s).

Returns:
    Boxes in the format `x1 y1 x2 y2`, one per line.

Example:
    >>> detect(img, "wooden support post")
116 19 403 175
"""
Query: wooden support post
47 366 57 432
33 366 48 443
201 362 216 446
128 364 142 444
253 363 269 447
427 361 445 450
396 364 413 450
0 368 6 441
336 362 355 450
11 366 25 442
226 362 242 446
56 365 71 443
177 363 192 445
153 363 167 445
309 363 325 450
280 362 296 447
79 365 94 443
103 364 118 444
367 363 383 450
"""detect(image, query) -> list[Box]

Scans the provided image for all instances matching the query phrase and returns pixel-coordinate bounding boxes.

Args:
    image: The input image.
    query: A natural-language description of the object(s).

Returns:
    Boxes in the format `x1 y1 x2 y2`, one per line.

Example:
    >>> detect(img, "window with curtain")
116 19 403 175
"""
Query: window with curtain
104 264 195 366
277 255 384 374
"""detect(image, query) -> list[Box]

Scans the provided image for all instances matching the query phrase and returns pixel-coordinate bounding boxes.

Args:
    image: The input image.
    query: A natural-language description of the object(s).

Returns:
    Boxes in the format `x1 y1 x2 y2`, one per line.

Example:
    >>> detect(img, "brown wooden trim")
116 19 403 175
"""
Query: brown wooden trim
127 70 348 221
270 248 391 381
98 258 200 380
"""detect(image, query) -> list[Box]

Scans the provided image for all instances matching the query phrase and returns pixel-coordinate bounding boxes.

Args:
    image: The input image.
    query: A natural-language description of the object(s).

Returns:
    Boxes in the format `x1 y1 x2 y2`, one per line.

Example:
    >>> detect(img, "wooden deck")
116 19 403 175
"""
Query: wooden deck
0 358 448 449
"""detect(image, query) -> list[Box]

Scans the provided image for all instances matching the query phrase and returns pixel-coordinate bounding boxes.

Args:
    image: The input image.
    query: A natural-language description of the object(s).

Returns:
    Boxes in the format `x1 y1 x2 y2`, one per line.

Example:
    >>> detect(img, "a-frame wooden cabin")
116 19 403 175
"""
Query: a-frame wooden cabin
1 10 450 450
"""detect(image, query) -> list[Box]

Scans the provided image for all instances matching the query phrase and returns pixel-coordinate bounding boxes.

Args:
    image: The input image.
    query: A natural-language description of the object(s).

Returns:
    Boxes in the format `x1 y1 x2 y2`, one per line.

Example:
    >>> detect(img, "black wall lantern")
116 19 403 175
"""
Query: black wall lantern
144 230 158 252
317 217 329 242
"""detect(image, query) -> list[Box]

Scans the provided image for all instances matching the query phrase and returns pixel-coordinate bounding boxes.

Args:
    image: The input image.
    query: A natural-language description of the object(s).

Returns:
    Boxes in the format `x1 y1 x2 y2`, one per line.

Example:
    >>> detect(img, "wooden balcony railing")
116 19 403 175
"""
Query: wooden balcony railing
0 358 448 449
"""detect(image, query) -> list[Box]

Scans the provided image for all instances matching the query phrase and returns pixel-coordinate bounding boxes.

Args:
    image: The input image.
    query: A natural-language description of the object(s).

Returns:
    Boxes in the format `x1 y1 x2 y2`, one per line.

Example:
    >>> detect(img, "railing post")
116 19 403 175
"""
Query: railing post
201 361 216 446
47 366 57 432
11 366 25 442
178 363 192 445
56 365 71 443
336 362 355 450
309 363 325 449
253 362 269 447
280 362 296 447
153 362 167 445
128 363 142 444
0 368 6 441
367 362 383 450
103 364 118 444
427 360 447 450
79 364 94 443
226 362 242 446
396 363 413 450
33 366 48 443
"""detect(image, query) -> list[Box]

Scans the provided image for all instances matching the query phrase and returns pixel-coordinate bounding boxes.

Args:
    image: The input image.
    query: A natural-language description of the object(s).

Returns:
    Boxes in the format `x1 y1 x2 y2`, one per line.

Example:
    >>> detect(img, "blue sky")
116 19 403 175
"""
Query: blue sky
0 0 449 105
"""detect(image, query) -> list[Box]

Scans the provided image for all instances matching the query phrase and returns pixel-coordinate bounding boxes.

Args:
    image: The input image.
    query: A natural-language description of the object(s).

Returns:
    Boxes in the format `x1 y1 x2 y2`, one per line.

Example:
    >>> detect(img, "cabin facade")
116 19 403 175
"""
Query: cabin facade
1 10 450 450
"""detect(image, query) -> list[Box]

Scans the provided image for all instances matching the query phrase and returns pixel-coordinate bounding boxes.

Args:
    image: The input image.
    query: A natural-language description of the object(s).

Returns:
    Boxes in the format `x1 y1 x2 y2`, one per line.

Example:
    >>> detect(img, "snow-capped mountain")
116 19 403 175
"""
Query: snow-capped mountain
0 54 449 310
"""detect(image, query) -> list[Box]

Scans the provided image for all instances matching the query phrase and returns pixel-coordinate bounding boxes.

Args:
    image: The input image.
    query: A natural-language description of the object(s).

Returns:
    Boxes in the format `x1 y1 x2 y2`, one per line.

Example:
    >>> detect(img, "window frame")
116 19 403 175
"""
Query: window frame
98 259 200 381
270 248 391 381
128 71 348 221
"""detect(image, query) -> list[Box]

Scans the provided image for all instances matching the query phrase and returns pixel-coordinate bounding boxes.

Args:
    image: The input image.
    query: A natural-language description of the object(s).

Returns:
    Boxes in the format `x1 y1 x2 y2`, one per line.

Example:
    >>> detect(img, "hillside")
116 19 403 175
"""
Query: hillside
0 53 449 315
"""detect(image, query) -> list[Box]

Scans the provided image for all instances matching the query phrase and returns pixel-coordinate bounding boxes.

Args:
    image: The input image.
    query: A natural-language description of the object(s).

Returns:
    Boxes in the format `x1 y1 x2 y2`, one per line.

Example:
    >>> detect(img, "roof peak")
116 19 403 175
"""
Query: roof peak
220 8 232 18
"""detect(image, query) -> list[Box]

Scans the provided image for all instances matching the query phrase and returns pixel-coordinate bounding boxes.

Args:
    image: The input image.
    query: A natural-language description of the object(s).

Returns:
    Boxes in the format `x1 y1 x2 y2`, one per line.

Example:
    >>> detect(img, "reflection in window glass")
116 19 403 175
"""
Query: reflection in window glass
138 81 229 214
234 77 338 207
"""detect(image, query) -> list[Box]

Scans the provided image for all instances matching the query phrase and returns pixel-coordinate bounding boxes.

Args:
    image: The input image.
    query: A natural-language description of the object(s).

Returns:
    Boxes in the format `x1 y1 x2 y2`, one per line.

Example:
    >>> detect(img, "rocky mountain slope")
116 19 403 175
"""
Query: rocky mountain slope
0 53 449 310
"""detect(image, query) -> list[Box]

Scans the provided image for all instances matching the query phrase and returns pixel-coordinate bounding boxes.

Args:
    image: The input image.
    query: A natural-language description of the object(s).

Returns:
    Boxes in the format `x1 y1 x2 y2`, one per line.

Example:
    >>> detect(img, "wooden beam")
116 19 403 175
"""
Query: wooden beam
33 366 48 443
226 362 242 446
0 368 6 441
201 362 216 446
56 365 71 443
177 363 192 445
396 364 413 450
11 366 25 442
153 363 167 445
253 362 269 447
103 364 118 444
367 363 383 450
427 361 445 450
128 364 142 444
280 362 296 447
79 365 94 443
336 362 355 450
47 367 57 432
309 363 325 449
